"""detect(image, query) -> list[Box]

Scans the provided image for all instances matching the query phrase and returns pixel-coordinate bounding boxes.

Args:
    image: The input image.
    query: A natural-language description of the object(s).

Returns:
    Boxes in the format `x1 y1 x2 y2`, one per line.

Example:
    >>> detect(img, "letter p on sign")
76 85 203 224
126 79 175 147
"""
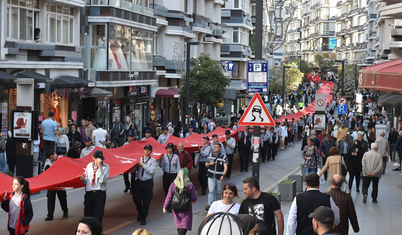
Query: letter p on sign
254 64 261 71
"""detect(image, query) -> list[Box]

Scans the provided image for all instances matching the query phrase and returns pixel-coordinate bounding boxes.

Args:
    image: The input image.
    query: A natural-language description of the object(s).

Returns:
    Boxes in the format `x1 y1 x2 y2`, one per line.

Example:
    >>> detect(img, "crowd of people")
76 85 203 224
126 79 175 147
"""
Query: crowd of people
1 72 402 235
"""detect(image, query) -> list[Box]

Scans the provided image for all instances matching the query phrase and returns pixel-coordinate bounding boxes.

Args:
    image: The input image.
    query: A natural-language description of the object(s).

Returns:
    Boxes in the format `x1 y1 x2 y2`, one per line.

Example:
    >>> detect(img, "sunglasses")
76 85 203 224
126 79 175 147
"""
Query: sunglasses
224 182 235 186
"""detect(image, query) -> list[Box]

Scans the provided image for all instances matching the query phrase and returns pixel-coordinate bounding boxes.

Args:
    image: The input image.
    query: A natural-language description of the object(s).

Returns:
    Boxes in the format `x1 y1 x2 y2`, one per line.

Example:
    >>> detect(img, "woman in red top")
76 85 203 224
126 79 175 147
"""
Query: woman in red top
1 176 34 235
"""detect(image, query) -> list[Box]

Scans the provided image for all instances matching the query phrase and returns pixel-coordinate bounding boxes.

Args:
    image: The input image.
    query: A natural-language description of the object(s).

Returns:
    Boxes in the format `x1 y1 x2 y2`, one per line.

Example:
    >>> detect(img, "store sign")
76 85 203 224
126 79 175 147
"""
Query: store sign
13 111 32 139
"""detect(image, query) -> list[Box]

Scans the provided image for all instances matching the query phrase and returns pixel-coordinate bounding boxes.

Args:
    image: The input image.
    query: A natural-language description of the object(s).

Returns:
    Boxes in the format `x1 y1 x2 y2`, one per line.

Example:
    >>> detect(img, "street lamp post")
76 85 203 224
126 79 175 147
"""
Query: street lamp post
299 60 306 72
185 41 201 122
282 66 290 116
334 60 345 97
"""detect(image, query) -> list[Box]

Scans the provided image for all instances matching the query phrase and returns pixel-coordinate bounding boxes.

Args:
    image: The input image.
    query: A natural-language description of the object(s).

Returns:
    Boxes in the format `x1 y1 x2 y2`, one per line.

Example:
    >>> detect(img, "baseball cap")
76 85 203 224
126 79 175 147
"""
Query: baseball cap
166 143 175 149
144 144 153 151
93 150 105 160
308 206 334 224
163 126 168 130
225 130 231 135
203 136 210 141
212 134 218 138
145 129 152 133
127 131 135 137
84 137 91 142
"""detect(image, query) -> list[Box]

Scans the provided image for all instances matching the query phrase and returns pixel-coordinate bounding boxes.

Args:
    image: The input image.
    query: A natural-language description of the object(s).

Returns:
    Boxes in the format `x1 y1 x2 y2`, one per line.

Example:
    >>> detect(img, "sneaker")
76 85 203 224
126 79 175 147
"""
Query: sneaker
356 188 360 193
140 219 146 225
63 210 68 218
201 189 206 195
124 186 129 193
44 216 53 221
205 205 211 211
372 199 378 203
393 163 400 167
392 167 401 171
363 194 367 204
291 142 293 145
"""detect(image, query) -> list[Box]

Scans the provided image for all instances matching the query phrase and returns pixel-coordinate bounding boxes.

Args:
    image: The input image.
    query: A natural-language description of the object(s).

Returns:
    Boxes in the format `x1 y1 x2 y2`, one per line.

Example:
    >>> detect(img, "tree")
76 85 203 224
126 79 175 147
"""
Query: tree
314 53 336 73
179 53 230 108
337 63 357 100
271 62 304 96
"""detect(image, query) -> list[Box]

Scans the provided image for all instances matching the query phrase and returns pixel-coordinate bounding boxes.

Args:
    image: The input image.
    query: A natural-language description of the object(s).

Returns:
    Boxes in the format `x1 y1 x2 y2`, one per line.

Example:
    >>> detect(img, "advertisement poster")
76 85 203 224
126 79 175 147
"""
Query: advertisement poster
13 111 32 139
313 114 326 130
2 103 8 134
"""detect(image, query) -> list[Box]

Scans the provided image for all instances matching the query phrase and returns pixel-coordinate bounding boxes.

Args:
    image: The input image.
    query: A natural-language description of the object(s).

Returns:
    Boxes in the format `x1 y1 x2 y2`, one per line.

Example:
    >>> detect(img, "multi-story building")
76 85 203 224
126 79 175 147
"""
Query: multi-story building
299 0 337 62
80 0 157 133
0 0 85 129
220 0 252 113
151 0 228 123
334 0 373 65
283 1 302 60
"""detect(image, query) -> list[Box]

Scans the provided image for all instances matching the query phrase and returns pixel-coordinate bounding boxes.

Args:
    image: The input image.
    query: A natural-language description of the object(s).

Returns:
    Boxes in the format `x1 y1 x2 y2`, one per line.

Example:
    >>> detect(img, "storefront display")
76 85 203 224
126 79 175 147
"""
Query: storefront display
89 23 153 71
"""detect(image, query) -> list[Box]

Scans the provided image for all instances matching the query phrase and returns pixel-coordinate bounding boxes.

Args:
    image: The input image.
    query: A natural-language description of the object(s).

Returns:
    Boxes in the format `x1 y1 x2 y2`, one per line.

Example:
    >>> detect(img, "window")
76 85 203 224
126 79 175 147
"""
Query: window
6 0 39 41
233 27 239 43
323 23 329 35
234 0 240 8
47 3 74 45
232 62 241 78
321 8 329 20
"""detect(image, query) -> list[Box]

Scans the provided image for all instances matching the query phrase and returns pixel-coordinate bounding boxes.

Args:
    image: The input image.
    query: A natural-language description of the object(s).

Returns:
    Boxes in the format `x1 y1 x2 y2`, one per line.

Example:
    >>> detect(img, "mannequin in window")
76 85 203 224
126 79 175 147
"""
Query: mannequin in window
131 39 142 70
53 100 61 124
92 38 107 70
108 41 119 69
114 40 128 69
34 28 41 42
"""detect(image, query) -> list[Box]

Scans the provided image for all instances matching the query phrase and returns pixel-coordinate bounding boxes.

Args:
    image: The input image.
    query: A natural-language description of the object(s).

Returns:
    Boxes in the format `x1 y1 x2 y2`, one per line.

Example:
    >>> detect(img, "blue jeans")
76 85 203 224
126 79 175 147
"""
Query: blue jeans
0 152 7 173
208 177 223 206
305 167 317 175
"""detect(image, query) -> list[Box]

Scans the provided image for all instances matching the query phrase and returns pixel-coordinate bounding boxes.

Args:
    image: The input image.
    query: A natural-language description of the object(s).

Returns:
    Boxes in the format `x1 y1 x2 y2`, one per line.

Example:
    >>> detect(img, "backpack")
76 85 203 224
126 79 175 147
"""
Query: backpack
171 187 191 211
155 126 162 138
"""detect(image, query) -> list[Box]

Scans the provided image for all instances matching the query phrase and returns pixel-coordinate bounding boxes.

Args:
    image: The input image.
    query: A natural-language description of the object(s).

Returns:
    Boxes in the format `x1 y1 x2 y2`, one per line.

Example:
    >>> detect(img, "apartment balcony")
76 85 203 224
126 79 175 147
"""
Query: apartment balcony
349 25 364 33
389 41 402 49
339 29 348 35
366 50 376 59
368 31 377 39
337 1 342 7
90 0 154 16
368 14 377 21
302 0 311 6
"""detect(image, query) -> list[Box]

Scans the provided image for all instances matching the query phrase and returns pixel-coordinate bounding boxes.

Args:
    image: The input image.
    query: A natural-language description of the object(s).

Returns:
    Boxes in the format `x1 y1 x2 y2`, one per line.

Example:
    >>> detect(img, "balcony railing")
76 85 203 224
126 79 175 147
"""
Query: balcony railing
90 0 154 16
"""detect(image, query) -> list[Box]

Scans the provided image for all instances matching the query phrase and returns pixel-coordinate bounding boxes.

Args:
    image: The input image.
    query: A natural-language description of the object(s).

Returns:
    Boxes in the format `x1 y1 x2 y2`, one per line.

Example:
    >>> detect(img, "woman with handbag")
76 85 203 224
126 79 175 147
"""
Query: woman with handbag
319 147 347 181
55 128 69 156
346 140 364 193
302 137 321 175
206 182 240 217
163 168 197 235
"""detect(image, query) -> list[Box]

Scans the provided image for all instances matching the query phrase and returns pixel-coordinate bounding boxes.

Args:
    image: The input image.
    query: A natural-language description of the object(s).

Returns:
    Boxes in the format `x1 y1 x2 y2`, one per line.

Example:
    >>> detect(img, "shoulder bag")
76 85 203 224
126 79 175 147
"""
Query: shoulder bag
340 156 347 177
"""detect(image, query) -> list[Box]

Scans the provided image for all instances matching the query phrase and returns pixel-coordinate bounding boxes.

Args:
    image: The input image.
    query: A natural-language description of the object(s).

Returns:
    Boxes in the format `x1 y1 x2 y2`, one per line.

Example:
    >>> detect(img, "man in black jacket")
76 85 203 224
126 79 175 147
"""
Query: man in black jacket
286 173 339 235
388 128 399 162
238 126 252 172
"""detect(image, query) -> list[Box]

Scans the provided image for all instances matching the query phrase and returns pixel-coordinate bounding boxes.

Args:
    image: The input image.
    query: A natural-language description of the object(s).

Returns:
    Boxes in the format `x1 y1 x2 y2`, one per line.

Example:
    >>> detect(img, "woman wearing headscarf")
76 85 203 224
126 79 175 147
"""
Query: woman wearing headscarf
163 168 197 235
67 141 81 159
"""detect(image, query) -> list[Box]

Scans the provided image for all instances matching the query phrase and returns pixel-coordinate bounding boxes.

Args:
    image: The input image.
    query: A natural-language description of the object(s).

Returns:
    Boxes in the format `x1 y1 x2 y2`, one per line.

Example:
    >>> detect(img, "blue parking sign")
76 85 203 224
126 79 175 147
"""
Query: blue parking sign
338 104 347 115
247 60 268 93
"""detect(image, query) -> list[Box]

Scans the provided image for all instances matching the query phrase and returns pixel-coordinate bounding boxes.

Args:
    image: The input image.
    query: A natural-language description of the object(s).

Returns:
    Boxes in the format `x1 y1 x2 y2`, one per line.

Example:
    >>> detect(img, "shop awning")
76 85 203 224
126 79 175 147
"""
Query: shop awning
359 58 402 93
15 71 52 83
51 76 90 89
155 88 180 98
91 88 113 98
0 71 17 83
378 94 402 108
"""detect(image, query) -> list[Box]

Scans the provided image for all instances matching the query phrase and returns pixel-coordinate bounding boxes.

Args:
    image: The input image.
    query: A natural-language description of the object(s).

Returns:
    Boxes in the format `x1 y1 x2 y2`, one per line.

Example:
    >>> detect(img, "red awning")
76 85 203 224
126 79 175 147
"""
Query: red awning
155 88 180 98
359 58 402 92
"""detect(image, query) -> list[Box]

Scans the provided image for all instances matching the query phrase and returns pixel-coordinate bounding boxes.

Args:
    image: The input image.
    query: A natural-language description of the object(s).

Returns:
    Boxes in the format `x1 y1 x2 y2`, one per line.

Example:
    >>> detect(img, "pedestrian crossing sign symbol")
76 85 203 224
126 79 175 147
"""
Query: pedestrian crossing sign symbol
238 93 275 126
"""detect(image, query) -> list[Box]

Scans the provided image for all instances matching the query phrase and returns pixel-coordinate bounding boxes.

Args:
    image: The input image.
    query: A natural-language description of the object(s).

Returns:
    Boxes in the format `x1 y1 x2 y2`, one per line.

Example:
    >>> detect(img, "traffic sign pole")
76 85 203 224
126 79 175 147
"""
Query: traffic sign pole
238 93 275 181
252 126 260 181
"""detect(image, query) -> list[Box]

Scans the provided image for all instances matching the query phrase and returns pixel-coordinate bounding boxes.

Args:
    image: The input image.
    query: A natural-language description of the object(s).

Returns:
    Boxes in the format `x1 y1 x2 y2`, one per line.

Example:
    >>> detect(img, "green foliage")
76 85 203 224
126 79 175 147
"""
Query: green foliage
314 53 333 73
337 63 357 100
179 53 230 107
271 62 304 95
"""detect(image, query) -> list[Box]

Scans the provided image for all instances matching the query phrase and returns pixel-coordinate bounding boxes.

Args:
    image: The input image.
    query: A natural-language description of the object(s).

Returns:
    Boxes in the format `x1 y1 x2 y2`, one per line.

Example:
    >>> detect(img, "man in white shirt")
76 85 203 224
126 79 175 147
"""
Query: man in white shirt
92 122 108 147
157 126 170 144
79 150 110 223
286 173 339 235
80 137 95 158
280 122 288 150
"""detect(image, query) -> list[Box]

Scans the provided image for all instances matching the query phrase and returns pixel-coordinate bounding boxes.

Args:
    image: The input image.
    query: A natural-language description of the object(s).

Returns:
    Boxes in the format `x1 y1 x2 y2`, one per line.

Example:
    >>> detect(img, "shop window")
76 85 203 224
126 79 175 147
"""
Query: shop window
232 62 243 78
47 3 74 45
6 0 40 41
91 23 154 71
